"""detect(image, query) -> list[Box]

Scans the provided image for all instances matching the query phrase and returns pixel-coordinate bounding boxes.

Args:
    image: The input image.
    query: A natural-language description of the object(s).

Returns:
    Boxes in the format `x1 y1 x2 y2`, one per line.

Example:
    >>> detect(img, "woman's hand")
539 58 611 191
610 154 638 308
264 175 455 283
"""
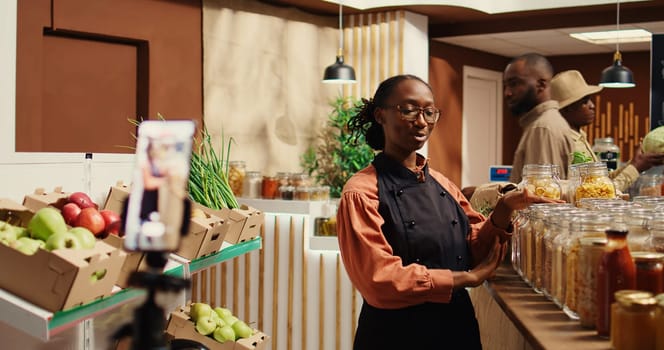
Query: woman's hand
452 236 504 288
490 188 564 231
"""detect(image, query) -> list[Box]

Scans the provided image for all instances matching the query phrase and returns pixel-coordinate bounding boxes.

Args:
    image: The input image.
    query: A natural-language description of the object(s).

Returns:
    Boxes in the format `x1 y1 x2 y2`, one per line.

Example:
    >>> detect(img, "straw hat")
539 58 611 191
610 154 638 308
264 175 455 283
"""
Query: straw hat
550 70 603 109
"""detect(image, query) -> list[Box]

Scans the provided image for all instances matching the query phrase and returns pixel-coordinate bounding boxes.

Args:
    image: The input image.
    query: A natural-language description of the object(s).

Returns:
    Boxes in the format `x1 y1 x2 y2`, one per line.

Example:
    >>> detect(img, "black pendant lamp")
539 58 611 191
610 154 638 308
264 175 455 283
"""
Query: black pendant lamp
322 0 356 84
599 0 635 88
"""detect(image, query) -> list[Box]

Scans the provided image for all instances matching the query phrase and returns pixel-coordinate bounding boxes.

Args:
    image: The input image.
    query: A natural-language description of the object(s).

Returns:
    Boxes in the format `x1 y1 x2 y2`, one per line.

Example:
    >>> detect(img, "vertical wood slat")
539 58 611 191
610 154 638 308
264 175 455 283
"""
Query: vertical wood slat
335 254 341 350
301 218 308 350
287 217 295 350
259 222 266 331
398 10 404 74
200 269 208 303
388 11 397 77
319 254 325 350
244 250 251 322
272 217 280 350
221 262 227 306
233 256 239 314
191 273 199 302
210 265 217 307
378 12 386 82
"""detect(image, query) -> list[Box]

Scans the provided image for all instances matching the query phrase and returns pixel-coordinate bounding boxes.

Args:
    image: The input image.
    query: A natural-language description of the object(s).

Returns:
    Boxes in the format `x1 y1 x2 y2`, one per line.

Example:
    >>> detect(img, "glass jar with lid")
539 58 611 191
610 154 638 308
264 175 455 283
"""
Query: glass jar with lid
619 208 656 251
646 218 664 253
550 209 585 308
637 174 664 197
564 213 612 320
513 207 532 281
518 164 562 199
228 160 246 197
574 162 616 205
242 171 262 199
528 203 572 295
261 175 279 199
576 236 607 328
610 294 657 349
593 137 621 171
611 290 654 349
632 252 664 295
290 173 312 188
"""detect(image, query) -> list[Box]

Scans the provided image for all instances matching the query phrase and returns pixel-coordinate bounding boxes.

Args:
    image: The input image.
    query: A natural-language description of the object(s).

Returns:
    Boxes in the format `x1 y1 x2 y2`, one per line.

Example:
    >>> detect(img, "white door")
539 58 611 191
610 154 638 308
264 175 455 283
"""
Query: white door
461 66 503 188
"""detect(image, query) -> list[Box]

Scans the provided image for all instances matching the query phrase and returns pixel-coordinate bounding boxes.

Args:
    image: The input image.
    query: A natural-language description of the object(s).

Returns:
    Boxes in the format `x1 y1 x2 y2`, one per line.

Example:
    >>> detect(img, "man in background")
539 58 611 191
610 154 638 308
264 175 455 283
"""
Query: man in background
504 53 572 183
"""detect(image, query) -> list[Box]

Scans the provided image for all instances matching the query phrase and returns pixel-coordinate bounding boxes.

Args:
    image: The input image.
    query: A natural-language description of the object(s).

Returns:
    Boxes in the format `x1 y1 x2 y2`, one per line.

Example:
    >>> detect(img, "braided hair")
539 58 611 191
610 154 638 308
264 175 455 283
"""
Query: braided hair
347 74 432 150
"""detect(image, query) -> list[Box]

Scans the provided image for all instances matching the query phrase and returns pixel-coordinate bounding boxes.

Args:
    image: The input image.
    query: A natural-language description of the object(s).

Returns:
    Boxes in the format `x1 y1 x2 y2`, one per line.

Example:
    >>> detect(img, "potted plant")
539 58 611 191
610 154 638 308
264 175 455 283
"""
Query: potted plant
301 96 374 198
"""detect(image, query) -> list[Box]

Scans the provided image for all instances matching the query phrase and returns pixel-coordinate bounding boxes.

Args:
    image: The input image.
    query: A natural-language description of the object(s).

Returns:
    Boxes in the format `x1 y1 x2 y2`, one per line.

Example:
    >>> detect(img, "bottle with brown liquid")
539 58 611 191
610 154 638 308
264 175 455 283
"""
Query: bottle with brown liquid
596 229 637 338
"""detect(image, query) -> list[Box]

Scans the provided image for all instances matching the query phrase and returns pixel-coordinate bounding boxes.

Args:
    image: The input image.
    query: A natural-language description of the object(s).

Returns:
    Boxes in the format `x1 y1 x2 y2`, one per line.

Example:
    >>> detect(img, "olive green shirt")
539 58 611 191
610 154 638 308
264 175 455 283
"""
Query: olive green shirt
567 128 639 192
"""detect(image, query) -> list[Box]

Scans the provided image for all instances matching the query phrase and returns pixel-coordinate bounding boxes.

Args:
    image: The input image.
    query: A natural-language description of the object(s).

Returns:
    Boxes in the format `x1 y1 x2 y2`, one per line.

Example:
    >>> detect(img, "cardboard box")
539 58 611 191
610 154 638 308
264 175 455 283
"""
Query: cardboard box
22 187 69 211
102 234 150 288
165 308 270 350
103 181 132 214
212 205 265 244
175 203 228 260
0 198 33 226
0 239 126 312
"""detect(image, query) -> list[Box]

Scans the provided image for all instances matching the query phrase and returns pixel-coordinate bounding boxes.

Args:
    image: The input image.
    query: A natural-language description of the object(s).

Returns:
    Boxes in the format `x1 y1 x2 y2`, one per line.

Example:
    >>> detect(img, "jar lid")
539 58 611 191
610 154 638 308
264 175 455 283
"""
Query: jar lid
579 237 607 246
618 296 658 311
614 290 652 301
631 251 664 262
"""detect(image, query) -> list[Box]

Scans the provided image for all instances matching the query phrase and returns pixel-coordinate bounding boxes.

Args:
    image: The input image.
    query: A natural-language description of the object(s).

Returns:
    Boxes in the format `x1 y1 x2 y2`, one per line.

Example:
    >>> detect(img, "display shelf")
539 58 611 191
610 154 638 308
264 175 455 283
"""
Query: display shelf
0 237 262 342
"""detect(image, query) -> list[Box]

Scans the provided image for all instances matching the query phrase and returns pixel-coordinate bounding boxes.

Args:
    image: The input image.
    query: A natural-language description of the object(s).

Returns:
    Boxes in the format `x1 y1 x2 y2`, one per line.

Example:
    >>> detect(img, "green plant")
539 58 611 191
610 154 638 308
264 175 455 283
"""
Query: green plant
301 96 374 198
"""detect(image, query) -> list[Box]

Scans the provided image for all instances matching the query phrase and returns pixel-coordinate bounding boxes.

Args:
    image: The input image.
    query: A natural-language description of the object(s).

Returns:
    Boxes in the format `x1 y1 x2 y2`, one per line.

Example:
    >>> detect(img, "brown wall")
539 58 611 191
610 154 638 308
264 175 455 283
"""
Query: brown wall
16 0 202 153
429 41 651 187
428 41 510 186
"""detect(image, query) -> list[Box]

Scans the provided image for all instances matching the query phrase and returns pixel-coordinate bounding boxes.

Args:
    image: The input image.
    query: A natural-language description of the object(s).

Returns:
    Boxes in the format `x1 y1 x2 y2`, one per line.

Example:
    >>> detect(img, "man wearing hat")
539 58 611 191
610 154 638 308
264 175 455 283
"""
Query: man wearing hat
550 69 664 192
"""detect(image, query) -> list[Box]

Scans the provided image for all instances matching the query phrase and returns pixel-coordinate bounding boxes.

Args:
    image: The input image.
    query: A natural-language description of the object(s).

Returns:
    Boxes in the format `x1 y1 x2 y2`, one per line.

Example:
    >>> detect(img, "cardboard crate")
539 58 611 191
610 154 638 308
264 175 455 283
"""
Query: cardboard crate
211 205 265 244
175 203 228 260
102 234 151 288
103 181 132 214
22 187 69 211
0 239 126 312
165 309 270 350
0 198 33 226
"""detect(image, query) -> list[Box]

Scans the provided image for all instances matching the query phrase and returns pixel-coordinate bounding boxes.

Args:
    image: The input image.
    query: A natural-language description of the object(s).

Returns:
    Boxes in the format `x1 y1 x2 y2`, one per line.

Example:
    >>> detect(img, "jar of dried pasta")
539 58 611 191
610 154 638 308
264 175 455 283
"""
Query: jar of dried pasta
518 164 562 199
574 162 615 205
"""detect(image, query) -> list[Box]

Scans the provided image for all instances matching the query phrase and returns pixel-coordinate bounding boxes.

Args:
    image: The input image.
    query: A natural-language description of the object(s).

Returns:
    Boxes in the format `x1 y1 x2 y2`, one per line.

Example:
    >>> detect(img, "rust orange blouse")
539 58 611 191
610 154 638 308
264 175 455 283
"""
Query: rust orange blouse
336 163 511 309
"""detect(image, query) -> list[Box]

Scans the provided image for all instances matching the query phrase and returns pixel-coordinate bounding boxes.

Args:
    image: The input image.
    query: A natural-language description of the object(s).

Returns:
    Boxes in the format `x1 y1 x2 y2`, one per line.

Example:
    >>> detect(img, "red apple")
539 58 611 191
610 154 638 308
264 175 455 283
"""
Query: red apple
100 209 122 237
68 192 98 209
75 208 106 236
61 202 82 226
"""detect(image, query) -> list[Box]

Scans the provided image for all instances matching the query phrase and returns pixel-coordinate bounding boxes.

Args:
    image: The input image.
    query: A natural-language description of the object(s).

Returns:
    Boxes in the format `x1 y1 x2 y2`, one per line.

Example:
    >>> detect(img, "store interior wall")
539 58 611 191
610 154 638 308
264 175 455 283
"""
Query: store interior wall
428 41 651 188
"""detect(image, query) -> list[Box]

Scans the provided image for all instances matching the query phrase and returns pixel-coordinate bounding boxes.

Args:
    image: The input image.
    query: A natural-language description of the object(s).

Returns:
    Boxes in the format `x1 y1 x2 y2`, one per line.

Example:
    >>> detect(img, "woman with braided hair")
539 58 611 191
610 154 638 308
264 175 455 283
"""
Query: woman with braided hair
336 74 561 349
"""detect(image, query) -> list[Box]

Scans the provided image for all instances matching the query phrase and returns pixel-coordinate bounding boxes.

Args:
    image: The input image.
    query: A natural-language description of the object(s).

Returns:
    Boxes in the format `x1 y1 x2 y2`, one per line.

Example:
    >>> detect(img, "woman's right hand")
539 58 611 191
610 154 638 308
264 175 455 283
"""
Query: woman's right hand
452 236 504 288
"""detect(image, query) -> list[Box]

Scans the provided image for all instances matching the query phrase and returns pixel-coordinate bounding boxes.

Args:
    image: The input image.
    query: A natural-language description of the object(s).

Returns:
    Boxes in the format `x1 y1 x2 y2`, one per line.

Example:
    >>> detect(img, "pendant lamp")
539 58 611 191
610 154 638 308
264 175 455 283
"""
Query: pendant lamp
322 0 356 84
599 0 635 88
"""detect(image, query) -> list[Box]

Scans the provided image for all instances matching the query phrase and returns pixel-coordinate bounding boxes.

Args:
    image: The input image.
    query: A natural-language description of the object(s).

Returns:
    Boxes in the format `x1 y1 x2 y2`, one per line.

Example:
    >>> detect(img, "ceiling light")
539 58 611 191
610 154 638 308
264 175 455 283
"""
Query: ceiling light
322 0 356 84
570 29 651 45
599 0 635 88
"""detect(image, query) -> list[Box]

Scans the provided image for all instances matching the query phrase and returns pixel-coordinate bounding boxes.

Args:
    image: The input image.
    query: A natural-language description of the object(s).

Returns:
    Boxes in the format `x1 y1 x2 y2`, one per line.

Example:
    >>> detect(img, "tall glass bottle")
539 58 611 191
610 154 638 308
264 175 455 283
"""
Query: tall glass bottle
596 229 637 338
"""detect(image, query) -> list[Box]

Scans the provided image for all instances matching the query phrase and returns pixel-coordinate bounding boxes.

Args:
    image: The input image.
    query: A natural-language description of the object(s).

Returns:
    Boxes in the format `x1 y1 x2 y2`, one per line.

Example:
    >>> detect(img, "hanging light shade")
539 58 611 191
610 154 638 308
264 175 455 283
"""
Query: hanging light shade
599 0 635 88
599 51 635 88
322 1 356 84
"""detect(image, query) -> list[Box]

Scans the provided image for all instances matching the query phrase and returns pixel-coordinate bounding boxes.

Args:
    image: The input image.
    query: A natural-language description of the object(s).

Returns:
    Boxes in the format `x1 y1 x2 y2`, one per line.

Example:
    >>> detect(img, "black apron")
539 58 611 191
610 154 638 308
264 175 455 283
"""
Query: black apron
353 153 482 350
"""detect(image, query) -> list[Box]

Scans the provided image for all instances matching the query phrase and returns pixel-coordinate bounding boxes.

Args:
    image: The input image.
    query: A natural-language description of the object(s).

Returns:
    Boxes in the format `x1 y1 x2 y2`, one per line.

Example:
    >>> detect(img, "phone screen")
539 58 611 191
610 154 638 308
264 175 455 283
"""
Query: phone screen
123 120 195 252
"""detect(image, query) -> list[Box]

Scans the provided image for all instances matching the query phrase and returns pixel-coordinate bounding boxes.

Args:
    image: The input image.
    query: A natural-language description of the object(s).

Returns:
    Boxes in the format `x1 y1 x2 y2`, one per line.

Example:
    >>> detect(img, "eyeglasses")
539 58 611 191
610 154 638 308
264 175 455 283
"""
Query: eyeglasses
386 104 440 124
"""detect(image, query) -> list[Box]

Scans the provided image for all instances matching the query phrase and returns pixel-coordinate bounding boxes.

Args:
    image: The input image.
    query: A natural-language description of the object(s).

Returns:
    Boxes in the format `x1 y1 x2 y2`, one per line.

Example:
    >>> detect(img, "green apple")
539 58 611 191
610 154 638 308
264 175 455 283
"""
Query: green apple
189 302 213 322
194 316 217 336
222 315 239 327
0 223 18 246
210 312 226 328
214 307 233 320
212 325 235 343
69 227 96 249
13 226 29 239
45 231 81 251
14 237 44 255
89 269 107 283
29 207 67 241
231 320 253 340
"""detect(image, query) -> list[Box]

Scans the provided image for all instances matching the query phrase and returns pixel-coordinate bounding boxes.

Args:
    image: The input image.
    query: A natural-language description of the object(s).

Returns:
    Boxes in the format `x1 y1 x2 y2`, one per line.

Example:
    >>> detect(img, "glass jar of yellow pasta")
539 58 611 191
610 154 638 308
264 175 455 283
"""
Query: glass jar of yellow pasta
518 164 562 199
574 162 615 205
228 160 246 197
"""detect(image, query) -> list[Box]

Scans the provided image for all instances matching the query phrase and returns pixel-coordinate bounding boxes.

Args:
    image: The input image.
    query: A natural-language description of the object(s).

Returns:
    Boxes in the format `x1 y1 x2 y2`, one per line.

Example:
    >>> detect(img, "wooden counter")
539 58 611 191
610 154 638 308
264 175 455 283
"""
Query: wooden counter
469 264 612 350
